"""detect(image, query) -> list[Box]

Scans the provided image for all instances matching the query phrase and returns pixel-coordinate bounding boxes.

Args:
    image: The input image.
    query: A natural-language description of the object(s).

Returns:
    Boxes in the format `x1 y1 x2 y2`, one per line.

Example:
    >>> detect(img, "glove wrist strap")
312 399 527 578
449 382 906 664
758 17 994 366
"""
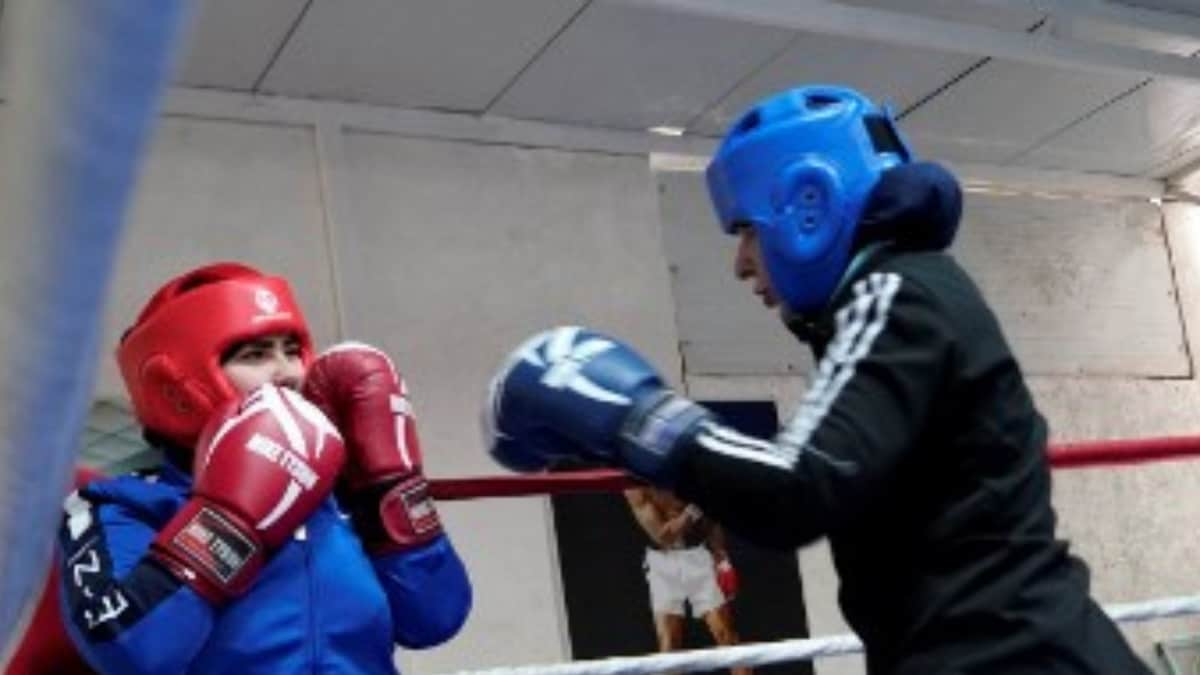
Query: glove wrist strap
150 499 265 605
343 475 443 554
620 391 711 485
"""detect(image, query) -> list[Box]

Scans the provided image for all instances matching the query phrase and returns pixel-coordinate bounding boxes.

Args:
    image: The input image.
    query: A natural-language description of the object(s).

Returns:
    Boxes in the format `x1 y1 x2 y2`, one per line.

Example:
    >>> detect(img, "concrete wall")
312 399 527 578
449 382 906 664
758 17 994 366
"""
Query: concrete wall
66 93 1200 673
91 111 680 673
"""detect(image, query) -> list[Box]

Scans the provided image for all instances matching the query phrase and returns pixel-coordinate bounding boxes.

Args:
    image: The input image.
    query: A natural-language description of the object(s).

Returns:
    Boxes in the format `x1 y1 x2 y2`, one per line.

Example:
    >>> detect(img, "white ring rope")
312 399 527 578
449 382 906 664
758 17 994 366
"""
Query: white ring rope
442 593 1200 675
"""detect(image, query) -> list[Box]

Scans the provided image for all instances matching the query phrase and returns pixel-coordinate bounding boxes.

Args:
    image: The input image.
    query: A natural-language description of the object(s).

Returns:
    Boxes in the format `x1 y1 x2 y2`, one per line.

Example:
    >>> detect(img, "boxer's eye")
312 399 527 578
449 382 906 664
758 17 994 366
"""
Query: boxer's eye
224 338 272 364
235 348 267 363
283 338 303 360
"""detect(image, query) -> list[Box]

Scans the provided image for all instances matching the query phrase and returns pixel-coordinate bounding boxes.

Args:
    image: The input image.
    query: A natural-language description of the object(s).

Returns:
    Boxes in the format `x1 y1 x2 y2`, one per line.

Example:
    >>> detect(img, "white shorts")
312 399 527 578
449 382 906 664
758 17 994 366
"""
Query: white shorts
643 546 725 617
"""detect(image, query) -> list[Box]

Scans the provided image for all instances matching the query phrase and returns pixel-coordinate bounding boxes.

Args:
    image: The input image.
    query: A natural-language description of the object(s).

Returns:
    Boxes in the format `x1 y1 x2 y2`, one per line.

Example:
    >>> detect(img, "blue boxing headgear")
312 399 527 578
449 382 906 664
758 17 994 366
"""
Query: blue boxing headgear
706 85 912 314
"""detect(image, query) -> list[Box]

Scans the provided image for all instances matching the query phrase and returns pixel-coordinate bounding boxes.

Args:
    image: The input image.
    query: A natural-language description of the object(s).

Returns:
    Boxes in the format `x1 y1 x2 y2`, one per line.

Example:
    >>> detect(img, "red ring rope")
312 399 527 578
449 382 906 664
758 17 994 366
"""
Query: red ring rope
429 435 1200 501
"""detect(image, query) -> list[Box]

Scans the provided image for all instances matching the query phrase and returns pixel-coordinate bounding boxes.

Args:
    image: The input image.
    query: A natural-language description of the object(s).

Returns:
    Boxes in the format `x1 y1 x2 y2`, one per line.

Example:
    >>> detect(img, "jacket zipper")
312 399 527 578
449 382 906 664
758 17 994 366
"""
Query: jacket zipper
300 525 319 674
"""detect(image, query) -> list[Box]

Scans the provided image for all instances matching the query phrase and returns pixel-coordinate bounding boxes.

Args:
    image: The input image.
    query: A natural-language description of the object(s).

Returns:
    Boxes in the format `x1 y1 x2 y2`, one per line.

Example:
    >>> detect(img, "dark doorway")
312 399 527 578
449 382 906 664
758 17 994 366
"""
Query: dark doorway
552 400 812 675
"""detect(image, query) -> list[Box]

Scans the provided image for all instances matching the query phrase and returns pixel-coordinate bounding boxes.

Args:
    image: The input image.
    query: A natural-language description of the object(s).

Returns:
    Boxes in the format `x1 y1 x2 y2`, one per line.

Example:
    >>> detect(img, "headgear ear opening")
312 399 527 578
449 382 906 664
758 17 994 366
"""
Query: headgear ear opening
864 113 910 160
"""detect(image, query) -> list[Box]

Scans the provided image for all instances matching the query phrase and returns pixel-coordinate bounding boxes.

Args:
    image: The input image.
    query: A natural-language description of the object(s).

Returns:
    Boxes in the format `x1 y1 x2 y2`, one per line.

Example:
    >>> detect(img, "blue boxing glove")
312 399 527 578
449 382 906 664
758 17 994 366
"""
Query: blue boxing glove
482 326 712 484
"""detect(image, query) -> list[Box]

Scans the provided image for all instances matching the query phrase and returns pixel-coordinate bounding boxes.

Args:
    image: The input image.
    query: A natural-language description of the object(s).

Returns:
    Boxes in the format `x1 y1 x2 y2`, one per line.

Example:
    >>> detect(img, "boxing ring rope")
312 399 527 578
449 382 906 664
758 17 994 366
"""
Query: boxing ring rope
427 435 1200 674
441 593 1200 675
428 434 1200 500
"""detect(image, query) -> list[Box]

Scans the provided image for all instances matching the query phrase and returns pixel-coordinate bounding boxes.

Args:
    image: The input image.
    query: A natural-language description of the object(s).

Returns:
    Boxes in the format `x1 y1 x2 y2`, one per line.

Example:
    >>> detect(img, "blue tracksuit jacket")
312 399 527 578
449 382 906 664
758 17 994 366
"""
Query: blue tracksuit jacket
57 459 471 675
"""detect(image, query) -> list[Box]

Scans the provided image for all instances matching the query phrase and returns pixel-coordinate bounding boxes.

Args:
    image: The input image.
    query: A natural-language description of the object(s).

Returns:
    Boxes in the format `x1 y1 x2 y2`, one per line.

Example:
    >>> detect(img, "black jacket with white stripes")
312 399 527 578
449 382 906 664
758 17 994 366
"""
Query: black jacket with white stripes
671 180 1149 674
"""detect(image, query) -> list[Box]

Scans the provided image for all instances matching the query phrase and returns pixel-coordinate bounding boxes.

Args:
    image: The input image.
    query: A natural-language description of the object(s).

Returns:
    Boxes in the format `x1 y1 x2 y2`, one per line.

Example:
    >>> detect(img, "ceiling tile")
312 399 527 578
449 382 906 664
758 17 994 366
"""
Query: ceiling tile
1012 11 1200 175
692 34 991 137
1107 0 1200 18
1049 11 1200 56
837 0 1042 31
899 59 1143 163
259 0 586 110
490 1 795 131
692 0 1043 136
1019 80 1200 175
176 0 310 90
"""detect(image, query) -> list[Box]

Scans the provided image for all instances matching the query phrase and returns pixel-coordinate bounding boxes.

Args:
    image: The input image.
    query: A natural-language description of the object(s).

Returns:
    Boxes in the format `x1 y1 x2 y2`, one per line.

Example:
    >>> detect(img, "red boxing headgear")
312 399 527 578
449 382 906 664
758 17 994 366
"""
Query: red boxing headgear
117 262 314 448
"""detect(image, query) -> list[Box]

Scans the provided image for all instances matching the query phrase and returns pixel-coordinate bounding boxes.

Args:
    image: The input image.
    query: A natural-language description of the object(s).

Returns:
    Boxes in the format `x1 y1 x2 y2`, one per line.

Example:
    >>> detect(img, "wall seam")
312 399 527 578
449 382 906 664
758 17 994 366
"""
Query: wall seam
313 116 350 341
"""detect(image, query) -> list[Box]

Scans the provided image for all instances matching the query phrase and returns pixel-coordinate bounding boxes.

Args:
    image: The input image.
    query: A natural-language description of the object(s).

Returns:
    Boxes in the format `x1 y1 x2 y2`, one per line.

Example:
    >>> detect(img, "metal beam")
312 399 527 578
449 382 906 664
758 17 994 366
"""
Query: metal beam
162 87 718 158
627 0 1200 86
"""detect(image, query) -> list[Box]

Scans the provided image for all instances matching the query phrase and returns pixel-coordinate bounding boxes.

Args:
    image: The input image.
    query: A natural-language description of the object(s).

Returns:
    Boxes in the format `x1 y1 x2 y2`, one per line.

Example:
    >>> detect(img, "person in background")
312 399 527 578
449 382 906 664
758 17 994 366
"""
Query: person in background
625 486 751 675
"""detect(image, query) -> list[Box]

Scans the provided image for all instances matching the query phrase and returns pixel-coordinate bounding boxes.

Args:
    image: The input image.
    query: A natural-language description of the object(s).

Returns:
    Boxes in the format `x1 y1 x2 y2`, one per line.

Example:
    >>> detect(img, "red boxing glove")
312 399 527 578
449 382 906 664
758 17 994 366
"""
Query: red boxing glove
151 384 345 604
716 559 739 600
302 342 442 554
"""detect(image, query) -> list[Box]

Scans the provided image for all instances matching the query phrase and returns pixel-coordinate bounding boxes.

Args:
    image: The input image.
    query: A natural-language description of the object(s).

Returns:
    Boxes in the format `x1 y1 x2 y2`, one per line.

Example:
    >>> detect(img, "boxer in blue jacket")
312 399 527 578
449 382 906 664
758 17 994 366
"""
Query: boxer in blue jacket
59 262 471 674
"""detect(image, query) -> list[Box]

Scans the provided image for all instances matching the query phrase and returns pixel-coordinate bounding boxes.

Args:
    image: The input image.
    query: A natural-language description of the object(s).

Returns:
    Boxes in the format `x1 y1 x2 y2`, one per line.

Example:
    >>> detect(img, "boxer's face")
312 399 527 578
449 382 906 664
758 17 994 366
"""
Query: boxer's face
221 333 305 394
733 226 780 310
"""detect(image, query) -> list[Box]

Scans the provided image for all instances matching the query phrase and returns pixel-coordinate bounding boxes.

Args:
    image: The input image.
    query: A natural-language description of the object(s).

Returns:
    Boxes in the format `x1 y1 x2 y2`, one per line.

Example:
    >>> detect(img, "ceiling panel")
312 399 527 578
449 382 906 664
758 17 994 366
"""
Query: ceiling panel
176 0 309 90
690 0 1043 136
870 8 1198 166
259 0 587 110
899 58 1143 164
691 34 995 137
1050 12 1200 56
837 0 1042 26
1013 13 1200 176
1018 80 1200 175
1109 0 1200 18
489 1 795 131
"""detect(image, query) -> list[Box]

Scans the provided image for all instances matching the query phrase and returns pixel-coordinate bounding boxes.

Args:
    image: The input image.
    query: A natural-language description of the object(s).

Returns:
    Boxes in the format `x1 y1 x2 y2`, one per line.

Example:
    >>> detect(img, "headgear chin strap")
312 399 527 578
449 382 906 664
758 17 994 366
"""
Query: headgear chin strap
116 263 313 448
706 85 912 314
